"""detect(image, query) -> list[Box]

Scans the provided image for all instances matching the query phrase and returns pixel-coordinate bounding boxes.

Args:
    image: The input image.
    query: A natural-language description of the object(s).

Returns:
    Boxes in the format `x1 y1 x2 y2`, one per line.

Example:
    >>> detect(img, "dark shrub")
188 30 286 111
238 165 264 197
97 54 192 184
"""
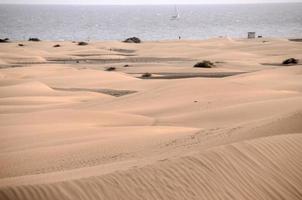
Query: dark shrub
141 73 152 78
123 37 141 43
53 44 61 48
18 44 24 47
28 38 41 42
78 41 88 46
106 67 116 71
0 38 9 43
194 61 215 68
289 39 302 42
282 58 298 65
123 64 130 67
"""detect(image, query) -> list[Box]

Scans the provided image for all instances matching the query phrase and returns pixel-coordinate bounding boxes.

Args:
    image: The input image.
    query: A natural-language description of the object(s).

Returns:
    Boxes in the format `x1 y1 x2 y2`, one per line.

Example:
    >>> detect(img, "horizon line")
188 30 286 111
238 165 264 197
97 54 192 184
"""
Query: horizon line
0 2 301 5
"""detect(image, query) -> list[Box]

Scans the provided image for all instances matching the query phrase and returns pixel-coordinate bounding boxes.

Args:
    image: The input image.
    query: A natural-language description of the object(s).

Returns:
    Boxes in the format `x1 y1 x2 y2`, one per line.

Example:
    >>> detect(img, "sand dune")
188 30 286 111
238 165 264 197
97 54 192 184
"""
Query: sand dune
0 38 301 200
0 81 57 97
1 134 301 200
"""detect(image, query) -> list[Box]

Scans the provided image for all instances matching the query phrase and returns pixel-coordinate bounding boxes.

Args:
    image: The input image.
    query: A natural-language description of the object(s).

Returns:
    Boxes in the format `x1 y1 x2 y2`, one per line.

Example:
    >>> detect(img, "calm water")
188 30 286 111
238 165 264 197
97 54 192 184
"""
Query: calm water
0 4 301 41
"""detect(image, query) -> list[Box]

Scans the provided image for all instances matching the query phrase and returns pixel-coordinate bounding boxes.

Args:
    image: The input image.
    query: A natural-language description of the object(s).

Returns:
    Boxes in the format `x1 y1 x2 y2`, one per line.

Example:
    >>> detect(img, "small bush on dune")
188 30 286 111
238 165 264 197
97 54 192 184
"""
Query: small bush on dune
18 44 24 47
28 38 41 42
106 67 116 71
78 41 88 46
0 38 10 43
53 44 61 48
141 73 152 78
194 60 215 68
123 37 141 43
282 58 298 65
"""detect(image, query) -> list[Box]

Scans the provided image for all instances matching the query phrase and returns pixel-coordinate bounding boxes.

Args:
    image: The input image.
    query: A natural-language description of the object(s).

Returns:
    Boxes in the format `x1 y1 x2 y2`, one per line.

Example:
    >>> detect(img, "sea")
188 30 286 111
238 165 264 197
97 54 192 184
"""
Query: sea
0 3 301 41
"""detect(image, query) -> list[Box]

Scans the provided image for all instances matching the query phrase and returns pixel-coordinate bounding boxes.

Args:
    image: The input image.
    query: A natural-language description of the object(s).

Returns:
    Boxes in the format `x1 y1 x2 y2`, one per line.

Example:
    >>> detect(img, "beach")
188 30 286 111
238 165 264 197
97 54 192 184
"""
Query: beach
0 38 302 199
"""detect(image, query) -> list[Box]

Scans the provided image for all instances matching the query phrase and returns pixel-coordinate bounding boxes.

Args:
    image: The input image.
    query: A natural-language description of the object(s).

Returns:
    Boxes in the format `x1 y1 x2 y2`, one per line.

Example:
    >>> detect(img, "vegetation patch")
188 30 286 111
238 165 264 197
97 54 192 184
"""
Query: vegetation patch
28 38 41 42
106 67 116 71
123 37 141 43
194 60 215 68
78 41 88 46
141 72 152 78
282 58 298 65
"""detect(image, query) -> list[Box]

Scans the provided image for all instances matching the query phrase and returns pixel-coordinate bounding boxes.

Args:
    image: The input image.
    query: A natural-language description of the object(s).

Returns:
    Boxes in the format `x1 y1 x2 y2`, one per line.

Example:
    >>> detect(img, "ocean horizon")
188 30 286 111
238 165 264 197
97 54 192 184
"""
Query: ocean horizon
0 3 302 41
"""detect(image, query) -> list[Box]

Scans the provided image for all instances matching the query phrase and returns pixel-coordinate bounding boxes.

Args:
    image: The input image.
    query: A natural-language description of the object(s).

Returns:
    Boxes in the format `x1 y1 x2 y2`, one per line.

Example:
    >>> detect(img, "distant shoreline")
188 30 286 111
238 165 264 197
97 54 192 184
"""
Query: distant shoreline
1 2 302 6
1 37 301 43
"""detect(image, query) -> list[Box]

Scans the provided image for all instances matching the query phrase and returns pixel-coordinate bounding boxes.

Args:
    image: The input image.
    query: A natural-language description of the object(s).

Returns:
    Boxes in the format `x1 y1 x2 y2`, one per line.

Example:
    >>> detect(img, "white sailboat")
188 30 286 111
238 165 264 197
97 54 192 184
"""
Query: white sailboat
171 5 180 20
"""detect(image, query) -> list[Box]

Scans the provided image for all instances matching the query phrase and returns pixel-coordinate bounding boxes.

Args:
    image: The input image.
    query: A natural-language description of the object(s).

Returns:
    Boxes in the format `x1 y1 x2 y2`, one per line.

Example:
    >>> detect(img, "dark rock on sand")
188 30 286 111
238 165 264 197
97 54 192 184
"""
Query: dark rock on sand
53 44 61 48
123 37 141 43
28 38 41 42
194 61 215 68
18 44 25 47
282 58 299 65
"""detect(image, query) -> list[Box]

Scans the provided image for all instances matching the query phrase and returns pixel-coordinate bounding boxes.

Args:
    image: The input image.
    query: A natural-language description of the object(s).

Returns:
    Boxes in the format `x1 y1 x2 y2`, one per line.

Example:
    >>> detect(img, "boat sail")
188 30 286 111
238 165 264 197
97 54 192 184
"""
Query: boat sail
171 5 180 20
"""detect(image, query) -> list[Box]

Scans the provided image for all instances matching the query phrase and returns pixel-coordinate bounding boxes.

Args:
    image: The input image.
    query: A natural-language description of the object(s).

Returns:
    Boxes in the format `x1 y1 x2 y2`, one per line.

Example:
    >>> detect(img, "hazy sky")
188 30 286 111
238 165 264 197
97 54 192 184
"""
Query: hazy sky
0 0 301 4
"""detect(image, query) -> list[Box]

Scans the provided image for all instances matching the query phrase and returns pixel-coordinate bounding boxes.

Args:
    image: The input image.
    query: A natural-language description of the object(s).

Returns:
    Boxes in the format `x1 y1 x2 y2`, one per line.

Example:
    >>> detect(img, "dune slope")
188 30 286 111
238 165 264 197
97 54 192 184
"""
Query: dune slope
1 134 301 200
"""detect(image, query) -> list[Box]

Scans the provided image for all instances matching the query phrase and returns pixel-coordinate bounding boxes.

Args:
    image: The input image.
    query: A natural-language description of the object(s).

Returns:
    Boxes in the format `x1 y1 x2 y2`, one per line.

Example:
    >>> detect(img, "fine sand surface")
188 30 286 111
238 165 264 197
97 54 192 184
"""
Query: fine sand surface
0 38 302 200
